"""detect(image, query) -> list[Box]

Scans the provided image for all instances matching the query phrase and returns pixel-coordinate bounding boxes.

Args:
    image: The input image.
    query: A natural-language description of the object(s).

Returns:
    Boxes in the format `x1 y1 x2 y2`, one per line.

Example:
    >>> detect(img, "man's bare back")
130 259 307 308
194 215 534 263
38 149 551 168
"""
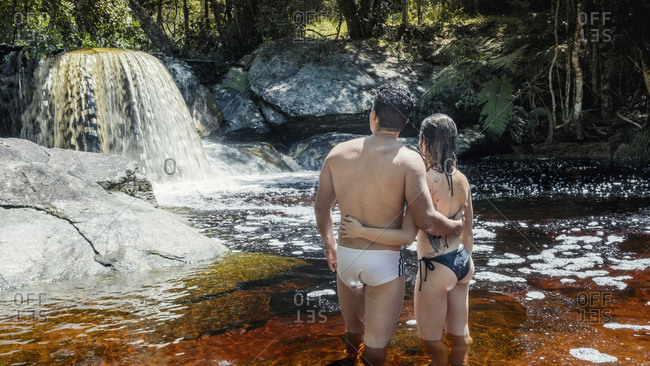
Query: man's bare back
324 134 424 251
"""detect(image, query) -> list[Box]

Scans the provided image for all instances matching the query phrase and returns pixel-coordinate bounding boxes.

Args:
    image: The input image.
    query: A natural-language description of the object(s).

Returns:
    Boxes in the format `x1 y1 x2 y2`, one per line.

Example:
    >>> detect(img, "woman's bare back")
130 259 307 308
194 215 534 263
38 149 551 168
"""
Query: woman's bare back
417 168 471 258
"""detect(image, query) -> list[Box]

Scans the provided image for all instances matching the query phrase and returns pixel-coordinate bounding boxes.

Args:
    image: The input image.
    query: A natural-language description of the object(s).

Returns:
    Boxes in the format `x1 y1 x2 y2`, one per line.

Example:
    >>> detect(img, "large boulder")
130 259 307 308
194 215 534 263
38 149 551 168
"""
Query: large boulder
289 132 363 171
163 58 224 136
289 130 485 170
246 40 435 142
211 68 270 135
0 138 228 292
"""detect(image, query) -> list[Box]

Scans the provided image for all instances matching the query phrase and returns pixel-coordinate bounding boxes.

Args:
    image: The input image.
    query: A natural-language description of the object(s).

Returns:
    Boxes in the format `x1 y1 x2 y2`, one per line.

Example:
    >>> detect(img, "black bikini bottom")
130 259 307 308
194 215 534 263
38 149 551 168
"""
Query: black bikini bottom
418 246 471 291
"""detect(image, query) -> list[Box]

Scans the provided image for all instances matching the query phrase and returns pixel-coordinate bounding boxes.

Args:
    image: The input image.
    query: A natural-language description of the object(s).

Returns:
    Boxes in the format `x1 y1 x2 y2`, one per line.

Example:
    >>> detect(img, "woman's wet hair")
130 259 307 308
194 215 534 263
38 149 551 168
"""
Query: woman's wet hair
419 113 458 172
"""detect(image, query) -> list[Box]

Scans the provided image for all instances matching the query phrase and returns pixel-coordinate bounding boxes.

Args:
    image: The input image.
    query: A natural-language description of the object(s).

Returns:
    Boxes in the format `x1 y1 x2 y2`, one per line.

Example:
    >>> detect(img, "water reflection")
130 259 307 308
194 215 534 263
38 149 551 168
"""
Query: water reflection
1 159 649 365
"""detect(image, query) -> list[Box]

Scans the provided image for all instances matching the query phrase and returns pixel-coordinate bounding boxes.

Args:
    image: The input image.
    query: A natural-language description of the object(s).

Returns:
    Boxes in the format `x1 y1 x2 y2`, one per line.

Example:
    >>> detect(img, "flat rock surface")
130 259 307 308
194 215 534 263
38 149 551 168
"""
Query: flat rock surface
0 138 228 292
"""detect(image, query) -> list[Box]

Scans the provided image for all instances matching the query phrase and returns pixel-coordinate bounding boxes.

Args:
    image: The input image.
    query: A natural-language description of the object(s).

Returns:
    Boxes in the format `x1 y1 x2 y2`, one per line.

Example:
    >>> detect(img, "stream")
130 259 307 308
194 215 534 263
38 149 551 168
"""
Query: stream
1 140 649 365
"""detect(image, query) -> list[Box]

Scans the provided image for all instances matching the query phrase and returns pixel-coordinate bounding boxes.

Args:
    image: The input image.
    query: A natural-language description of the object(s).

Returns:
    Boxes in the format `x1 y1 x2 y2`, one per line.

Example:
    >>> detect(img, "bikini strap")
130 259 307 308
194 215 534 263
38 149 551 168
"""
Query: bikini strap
445 170 453 197
418 257 436 292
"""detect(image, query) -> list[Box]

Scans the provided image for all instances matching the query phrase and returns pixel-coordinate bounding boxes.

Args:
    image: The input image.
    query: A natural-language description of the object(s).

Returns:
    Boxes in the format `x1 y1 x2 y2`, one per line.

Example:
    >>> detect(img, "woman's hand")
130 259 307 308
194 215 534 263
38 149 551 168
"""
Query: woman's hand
340 215 365 239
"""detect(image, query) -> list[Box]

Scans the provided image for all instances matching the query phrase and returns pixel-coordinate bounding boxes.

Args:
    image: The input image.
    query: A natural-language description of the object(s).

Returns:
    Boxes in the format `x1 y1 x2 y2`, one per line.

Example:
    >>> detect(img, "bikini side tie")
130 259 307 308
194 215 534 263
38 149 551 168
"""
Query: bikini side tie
418 257 436 292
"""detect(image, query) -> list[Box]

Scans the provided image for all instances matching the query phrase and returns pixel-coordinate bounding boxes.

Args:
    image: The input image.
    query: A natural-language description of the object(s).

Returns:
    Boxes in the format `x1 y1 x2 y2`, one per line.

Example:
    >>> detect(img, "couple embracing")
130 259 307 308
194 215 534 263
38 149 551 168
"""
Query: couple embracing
315 84 474 366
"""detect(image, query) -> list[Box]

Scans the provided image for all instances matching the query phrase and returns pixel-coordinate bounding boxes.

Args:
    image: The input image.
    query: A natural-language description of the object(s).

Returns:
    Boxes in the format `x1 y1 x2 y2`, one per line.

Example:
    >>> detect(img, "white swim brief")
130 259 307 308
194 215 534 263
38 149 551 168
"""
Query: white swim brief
336 246 405 287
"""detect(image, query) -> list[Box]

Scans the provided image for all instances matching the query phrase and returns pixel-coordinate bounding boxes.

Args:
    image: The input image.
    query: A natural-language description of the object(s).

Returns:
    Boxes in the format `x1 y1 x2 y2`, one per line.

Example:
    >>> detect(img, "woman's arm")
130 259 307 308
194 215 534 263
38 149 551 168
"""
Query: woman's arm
460 190 474 255
339 208 418 246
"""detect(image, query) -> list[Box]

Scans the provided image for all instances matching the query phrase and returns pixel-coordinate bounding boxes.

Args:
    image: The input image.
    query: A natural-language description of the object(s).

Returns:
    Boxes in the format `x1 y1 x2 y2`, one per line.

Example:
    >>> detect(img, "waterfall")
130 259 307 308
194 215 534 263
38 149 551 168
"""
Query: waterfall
20 48 210 181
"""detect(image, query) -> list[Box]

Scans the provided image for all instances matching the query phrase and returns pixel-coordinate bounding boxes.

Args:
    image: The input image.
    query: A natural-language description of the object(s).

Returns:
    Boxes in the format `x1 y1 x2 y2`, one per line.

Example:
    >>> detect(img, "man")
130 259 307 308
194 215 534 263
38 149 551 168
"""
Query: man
314 84 464 365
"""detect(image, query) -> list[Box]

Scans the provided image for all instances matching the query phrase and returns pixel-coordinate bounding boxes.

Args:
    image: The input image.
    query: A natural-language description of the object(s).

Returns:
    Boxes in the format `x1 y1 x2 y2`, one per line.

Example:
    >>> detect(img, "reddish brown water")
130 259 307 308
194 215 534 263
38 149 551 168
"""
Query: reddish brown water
1 159 649 365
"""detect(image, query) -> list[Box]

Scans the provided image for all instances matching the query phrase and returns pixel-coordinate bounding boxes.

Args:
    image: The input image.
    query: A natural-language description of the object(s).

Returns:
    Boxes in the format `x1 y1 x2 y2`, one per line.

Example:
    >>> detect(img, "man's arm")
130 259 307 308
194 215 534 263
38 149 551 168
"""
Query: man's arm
404 156 464 236
314 158 338 273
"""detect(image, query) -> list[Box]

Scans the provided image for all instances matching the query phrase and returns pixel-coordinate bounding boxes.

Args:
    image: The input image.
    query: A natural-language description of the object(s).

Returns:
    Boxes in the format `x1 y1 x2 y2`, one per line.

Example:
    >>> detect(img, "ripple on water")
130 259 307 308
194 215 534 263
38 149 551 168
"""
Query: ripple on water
473 271 526 283
525 291 545 300
603 323 650 332
592 276 633 290
569 348 618 363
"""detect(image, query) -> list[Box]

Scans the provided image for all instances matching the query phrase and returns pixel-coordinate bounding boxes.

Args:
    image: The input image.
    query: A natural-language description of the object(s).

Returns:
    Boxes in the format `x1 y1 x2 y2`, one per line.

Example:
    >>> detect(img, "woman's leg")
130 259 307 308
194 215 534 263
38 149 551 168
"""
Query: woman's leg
415 262 456 366
445 260 474 365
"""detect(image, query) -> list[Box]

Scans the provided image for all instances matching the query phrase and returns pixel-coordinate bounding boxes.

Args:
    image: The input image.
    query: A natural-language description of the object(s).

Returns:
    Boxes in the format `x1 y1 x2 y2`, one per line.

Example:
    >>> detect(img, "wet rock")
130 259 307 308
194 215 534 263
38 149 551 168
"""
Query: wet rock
289 130 485 170
289 132 363 170
0 138 228 292
248 40 435 142
0 51 37 137
211 68 270 135
163 58 223 136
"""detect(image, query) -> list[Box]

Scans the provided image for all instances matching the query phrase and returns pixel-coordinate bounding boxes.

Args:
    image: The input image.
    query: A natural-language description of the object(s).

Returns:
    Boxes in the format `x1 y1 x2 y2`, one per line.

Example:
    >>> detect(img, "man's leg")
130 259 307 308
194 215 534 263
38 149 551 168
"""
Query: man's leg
360 275 405 366
337 276 365 361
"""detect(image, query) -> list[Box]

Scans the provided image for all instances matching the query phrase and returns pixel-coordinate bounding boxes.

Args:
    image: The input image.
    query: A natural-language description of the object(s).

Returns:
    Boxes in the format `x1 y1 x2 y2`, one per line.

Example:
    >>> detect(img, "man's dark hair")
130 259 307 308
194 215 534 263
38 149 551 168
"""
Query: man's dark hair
372 84 416 131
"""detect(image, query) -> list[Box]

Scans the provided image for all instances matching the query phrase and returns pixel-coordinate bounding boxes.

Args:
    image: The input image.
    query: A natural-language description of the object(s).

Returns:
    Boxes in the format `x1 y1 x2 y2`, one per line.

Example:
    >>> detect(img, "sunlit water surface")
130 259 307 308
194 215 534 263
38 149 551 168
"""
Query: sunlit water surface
1 156 649 365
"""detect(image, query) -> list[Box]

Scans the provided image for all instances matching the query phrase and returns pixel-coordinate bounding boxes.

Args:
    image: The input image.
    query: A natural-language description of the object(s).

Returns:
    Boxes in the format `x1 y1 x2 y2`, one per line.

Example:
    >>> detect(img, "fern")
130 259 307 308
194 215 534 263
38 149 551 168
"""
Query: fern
488 45 528 72
478 75 515 136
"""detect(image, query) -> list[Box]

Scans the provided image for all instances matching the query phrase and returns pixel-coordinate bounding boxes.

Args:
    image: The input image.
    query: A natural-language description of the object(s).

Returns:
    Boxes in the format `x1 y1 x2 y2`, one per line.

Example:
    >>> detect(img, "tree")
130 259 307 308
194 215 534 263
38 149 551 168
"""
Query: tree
128 0 176 56
571 0 584 140
336 0 388 39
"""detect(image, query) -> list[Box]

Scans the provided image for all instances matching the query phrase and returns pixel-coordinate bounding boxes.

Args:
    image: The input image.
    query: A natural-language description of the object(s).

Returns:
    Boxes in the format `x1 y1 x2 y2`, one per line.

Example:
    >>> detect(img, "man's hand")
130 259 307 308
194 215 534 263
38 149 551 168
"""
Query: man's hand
325 245 337 273
451 203 468 237
315 159 338 274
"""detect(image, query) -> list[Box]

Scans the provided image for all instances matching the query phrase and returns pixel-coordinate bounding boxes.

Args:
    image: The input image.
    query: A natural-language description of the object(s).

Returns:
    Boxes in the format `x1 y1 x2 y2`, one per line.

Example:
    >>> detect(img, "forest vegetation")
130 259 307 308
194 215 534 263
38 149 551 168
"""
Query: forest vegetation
0 0 648 156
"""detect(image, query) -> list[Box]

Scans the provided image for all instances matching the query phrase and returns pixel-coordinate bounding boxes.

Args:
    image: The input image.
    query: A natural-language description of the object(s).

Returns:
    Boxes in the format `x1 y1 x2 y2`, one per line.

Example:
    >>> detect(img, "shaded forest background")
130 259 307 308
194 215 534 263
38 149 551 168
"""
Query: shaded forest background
0 0 648 156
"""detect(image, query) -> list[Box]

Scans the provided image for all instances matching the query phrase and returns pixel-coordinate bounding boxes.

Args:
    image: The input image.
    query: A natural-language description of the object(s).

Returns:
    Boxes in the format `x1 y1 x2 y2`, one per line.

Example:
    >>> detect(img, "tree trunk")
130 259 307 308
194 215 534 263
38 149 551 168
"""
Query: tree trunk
599 45 613 119
636 46 650 97
417 0 422 24
209 0 224 36
562 0 572 125
402 0 409 27
336 0 385 39
204 0 209 29
547 0 559 143
590 40 599 107
128 0 176 56
157 0 163 24
337 0 365 39
571 0 584 140
183 0 190 38
224 0 233 22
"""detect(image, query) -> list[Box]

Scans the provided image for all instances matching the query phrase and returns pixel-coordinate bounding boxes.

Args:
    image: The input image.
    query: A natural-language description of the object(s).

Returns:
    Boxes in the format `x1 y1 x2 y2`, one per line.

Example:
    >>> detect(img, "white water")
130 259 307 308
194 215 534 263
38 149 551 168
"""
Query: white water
20 48 210 182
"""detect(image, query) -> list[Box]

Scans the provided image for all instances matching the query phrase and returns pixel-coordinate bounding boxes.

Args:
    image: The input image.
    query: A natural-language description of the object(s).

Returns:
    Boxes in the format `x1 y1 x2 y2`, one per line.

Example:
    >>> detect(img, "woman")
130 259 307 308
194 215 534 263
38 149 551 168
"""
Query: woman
340 114 474 366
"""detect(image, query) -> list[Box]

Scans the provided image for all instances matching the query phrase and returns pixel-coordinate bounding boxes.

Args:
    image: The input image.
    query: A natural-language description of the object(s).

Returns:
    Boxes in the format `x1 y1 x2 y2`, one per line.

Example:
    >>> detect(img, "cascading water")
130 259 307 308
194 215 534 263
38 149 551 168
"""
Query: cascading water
20 48 210 181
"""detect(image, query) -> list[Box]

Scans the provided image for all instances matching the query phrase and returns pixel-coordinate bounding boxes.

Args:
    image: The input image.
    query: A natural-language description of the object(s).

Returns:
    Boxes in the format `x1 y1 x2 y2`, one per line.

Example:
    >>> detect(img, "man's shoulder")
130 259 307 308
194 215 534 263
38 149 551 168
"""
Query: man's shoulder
395 146 425 169
327 137 365 158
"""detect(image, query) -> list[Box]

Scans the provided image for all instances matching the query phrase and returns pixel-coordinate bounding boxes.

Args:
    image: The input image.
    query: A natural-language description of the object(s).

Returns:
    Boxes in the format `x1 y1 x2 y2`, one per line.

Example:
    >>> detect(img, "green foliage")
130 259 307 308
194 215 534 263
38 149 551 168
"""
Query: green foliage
478 75 515 136
1 0 143 58
487 44 527 72
222 68 248 91
630 128 650 157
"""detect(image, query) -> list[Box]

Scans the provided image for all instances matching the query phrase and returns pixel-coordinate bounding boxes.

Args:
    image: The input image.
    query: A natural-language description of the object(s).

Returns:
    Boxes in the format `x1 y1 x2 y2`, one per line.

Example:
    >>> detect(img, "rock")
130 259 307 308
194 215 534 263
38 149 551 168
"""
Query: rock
613 143 638 161
234 53 256 69
289 132 363 170
211 87 269 135
0 207 112 289
259 101 288 126
211 68 270 135
0 138 228 292
288 129 485 171
163 58 223 136
247 40 435 143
